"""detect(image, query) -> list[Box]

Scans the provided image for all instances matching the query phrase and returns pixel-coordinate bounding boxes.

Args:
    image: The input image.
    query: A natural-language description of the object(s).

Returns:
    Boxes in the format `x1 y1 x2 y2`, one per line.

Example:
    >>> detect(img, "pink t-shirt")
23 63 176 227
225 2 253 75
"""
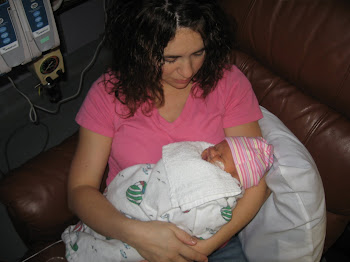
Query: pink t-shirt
76 65 262 185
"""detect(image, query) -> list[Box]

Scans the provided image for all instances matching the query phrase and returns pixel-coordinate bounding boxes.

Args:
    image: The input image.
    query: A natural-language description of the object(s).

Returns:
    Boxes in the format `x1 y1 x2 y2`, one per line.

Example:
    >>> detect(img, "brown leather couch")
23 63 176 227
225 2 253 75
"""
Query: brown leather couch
1 0 349 261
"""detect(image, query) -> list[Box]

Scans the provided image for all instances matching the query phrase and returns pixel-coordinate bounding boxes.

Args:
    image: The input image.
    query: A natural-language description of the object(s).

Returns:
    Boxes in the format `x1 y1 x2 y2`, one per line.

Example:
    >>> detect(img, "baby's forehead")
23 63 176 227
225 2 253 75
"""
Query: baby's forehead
215 139 229 147
215 140 230 152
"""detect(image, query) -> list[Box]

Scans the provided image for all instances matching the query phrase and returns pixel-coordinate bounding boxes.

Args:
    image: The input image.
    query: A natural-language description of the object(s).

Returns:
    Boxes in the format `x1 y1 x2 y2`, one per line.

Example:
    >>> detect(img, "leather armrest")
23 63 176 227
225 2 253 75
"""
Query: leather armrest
0 133 79 245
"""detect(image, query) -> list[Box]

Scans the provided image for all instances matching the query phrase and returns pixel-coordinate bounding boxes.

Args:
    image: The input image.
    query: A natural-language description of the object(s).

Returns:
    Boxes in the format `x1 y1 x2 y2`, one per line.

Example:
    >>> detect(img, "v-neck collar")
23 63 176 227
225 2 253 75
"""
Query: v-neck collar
154 92 193 129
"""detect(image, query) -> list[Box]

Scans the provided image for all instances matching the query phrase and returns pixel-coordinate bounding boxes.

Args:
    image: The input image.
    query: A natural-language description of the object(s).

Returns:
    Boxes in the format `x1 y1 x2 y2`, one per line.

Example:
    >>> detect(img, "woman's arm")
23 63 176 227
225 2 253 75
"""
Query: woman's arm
191 121 271 255
68 127 130 239
224 120 262 137
68 127 208 262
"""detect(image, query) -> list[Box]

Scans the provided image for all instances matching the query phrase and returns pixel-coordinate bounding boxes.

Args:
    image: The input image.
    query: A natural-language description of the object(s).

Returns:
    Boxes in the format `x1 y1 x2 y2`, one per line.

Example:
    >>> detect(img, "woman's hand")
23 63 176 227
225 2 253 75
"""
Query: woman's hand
130 221 208 262
187 238 216 257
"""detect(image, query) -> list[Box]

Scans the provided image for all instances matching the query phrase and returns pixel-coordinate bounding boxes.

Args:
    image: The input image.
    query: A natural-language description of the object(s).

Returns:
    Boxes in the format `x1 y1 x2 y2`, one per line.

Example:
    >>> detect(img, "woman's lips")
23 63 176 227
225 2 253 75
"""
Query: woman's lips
175 79 191 84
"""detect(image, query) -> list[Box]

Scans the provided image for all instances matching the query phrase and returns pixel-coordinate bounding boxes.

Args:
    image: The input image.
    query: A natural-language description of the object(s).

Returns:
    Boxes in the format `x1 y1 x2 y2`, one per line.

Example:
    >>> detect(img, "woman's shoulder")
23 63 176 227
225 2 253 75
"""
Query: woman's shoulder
220 65 250 86
90 71 118 92
79 72 125 117
211 65 252 96
86 72 119 104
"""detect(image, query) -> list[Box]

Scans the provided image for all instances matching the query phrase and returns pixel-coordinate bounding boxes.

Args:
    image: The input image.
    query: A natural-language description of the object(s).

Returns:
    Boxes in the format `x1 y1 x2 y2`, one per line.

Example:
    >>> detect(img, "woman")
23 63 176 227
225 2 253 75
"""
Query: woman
67 0 270 261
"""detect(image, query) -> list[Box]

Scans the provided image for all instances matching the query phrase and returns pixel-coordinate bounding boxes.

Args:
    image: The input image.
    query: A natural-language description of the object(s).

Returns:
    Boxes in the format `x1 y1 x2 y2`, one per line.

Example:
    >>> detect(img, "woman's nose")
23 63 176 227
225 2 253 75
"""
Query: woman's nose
178 59 194 78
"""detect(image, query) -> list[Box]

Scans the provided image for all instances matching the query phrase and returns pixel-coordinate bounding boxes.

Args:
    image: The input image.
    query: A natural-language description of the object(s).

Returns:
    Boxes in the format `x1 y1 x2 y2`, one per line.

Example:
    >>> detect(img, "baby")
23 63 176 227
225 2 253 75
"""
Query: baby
202 136 274 189
62 136 273 262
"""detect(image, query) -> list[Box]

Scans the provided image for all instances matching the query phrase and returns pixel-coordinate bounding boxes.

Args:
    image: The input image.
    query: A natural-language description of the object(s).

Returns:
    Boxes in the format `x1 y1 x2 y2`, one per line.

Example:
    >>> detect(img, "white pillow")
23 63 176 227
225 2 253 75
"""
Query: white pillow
239 107 326 262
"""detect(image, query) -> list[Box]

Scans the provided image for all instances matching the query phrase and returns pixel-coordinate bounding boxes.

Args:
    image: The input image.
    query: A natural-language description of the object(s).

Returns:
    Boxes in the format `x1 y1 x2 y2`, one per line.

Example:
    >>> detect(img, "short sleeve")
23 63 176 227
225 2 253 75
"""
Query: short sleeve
219 66 262 128
76 74 117 137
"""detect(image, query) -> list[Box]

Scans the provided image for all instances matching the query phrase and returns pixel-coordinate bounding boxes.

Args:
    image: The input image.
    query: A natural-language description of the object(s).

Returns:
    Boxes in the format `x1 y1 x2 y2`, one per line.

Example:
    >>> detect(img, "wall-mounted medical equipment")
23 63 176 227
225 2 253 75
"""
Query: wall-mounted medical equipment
29 47 64 86
0 0 60 75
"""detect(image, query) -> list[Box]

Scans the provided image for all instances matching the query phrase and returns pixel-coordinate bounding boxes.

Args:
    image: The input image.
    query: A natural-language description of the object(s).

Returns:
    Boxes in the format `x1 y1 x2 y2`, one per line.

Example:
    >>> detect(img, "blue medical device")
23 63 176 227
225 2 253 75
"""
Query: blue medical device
0 0 60 75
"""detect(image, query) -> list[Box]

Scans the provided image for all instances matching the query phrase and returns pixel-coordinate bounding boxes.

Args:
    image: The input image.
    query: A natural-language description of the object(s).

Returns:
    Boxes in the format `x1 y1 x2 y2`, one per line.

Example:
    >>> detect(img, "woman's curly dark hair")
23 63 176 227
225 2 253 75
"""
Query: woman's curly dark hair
104 0 234 117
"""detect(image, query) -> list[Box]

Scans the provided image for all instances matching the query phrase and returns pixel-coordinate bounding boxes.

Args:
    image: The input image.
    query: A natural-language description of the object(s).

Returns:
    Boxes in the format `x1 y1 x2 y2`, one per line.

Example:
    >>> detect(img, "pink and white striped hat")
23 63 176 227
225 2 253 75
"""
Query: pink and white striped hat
224 136 274 189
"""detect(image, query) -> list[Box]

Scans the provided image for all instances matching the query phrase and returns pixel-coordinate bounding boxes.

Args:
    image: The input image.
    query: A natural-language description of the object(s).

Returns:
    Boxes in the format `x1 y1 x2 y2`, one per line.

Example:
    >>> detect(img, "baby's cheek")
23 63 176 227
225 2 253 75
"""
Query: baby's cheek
214 160 225 170
201 149 208 160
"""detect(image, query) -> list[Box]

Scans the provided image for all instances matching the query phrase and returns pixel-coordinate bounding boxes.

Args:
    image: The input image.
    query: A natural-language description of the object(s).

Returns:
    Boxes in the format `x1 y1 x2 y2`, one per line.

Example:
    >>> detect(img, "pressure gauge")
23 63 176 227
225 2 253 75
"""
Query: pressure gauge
40 55 60 74
29 48 65 85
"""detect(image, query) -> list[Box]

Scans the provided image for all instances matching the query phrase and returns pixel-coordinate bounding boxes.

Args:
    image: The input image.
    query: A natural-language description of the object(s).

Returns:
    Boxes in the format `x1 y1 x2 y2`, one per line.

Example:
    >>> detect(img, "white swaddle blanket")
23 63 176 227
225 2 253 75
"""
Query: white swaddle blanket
162 141 243 211
62 141 243 262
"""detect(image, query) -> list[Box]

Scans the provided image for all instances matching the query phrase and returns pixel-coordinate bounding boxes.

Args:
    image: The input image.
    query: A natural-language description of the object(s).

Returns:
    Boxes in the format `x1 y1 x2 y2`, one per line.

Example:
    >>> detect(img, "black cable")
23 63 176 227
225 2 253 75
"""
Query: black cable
3 122 50 173
3 0 106 174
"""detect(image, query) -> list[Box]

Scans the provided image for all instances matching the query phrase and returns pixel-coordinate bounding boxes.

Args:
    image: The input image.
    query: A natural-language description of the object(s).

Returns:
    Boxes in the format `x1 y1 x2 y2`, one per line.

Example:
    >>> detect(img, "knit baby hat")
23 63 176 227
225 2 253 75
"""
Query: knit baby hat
224 136 274 189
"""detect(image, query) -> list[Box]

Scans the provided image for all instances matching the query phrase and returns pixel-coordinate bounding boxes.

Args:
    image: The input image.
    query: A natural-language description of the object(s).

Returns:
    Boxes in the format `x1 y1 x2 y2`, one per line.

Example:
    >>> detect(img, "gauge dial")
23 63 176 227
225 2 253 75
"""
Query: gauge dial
40 56 59 74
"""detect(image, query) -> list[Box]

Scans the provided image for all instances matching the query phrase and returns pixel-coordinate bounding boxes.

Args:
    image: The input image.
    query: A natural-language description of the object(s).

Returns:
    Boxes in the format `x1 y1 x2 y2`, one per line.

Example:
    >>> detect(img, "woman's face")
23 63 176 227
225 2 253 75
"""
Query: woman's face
161 27 205 90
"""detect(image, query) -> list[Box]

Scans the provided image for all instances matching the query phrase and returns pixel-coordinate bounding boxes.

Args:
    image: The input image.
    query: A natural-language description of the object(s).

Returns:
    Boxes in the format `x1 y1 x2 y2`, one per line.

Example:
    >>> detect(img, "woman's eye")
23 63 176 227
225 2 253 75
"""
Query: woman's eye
164 58 177 63
193 50 205 57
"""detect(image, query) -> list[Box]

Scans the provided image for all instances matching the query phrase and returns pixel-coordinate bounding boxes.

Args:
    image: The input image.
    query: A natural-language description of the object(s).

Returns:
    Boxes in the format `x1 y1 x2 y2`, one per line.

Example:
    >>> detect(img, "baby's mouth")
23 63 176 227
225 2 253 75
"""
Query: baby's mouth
213 160 225 170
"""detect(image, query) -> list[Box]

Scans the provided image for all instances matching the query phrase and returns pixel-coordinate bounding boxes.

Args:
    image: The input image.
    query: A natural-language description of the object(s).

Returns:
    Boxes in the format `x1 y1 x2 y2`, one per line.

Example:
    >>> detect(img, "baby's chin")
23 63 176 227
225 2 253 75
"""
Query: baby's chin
213 160 225 170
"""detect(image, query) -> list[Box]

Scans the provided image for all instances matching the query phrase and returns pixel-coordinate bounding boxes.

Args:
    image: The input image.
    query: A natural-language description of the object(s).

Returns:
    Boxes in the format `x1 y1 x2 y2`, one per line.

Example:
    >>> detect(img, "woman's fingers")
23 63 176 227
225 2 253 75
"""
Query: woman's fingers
169 224 208 262
171 225 197 246
133 221 208 262
178 245 208 262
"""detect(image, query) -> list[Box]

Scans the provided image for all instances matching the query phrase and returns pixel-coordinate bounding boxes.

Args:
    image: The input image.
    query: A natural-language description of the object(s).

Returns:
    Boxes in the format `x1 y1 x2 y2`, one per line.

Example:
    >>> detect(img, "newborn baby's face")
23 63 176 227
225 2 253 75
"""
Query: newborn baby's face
201 140 237 176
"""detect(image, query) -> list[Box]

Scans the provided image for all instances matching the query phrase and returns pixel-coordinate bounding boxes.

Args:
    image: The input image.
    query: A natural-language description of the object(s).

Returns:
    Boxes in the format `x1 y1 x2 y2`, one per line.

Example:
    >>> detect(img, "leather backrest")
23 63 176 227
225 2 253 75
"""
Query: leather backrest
218 0 350 251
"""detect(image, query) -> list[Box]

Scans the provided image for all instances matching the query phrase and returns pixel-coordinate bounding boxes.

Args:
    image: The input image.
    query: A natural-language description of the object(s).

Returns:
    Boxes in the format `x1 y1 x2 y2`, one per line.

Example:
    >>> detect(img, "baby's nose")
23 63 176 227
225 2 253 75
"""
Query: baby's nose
209 147 219 158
